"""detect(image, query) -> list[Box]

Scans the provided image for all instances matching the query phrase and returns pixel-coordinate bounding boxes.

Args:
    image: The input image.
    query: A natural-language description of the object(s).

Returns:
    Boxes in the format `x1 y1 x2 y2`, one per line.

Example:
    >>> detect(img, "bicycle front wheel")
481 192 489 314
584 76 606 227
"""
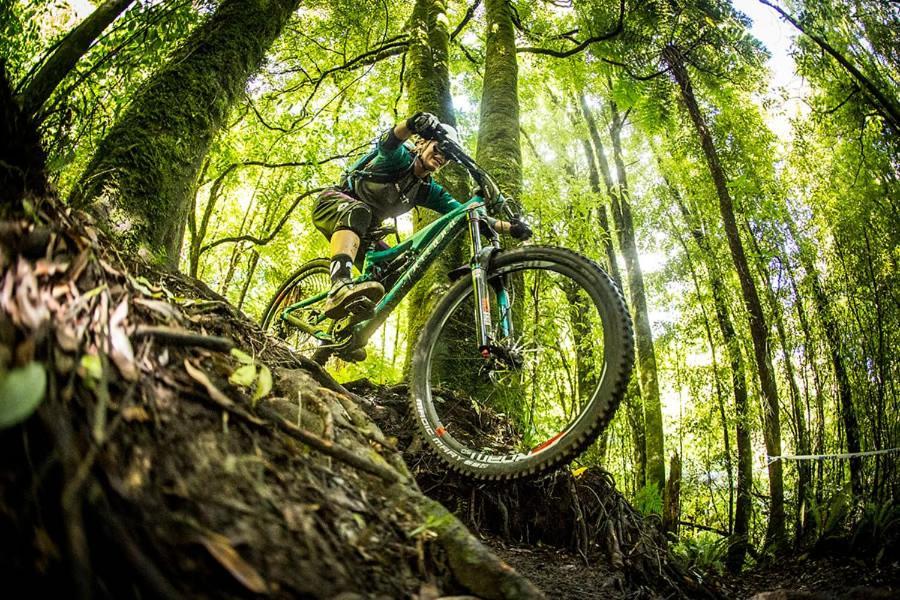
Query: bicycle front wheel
410 246 634 480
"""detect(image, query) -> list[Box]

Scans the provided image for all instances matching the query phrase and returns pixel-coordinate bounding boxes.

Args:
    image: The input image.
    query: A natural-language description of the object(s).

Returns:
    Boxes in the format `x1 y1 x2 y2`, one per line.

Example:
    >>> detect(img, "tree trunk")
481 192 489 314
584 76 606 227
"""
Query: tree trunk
71 0 300 266
404 0 469 370
789 219 863 496
747 226 811 544
783 244 828 505
575 99 622 286
664 453 682 534
607 98 666 495
20 0 134 118
670 183 752 572
475 0 522 199
579 93 646 487
237 250 260 311
664 43 785 549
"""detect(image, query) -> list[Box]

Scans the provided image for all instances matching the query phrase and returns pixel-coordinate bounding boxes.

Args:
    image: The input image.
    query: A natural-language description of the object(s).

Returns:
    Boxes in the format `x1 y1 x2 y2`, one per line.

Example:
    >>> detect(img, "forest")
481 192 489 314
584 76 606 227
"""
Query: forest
0 0 898 598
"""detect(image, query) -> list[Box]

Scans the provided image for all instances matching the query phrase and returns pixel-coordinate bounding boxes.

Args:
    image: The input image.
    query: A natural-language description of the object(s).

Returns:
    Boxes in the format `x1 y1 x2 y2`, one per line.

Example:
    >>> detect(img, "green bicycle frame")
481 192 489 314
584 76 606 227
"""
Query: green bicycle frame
280 195 513 352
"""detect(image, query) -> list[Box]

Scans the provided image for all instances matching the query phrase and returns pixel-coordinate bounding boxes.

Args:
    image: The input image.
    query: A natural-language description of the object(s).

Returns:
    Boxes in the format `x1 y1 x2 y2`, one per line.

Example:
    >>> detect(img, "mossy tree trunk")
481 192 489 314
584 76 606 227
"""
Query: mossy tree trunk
472 0 525 409
475 0 521 199
71 0 301 267
404 0 469 370
664 43 785 549
607 97 666 495
19 0 134 118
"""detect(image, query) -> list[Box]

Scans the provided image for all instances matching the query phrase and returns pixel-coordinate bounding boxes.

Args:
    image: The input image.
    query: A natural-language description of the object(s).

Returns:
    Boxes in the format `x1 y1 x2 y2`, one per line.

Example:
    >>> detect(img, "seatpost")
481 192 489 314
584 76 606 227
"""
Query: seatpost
467 205 492 352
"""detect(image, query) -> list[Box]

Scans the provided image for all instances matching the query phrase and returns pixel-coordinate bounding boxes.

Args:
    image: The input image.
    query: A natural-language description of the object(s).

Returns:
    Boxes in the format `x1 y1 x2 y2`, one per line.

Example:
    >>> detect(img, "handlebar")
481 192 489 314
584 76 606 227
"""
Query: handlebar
432 128 516 220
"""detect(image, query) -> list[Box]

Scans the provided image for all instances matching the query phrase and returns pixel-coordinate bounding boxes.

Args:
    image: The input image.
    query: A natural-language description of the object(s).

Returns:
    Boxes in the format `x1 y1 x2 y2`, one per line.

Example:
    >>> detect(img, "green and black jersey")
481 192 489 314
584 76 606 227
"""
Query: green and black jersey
347 130 462 221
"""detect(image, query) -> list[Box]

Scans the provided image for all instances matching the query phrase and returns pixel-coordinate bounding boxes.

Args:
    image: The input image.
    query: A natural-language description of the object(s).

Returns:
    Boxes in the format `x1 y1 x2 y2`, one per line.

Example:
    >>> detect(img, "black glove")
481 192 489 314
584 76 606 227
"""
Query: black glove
509 217 532 241
407 112 441 139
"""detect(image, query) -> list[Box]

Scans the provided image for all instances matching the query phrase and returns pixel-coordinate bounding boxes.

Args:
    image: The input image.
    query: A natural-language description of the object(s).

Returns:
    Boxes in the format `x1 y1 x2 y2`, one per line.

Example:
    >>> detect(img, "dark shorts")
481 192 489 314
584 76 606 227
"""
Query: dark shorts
312 187 373 239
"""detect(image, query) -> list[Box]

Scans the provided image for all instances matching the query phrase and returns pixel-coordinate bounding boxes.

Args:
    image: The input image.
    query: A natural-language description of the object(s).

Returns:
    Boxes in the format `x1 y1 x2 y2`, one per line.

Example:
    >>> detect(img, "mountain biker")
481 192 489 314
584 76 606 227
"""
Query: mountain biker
312 112 532 320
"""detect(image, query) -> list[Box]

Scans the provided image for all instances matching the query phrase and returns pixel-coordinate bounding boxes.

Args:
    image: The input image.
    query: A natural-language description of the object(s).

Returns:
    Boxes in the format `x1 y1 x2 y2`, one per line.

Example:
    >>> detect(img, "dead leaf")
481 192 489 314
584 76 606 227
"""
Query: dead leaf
14 258 49 330
184 359 234 408
66 249 90 284
133 297 182 323
34 258 69 277
121 406 151 422
199 532 267 594
109 297 138 381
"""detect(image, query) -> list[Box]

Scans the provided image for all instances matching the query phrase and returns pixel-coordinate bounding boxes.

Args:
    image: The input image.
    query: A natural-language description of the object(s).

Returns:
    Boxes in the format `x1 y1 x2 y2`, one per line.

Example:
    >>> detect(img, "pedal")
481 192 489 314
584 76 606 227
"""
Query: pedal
333 298 375 336
345 297 375 320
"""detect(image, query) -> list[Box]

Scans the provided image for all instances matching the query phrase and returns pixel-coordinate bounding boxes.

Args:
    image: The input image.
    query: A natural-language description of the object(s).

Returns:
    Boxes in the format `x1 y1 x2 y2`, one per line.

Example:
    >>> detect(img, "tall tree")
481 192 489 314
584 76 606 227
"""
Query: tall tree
19 0 135 118
607 96 666 494
71 0 302 266
663 42 786 548
668 178 753 572
404 0 469 363
788 219 863 496
475 0 521 197
578 94 647 487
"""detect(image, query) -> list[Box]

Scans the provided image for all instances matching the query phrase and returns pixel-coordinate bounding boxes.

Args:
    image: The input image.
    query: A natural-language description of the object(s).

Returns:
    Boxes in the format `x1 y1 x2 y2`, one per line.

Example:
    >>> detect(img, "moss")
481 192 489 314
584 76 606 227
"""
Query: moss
404 0 470 371
72 0 301 266
475 0 522 200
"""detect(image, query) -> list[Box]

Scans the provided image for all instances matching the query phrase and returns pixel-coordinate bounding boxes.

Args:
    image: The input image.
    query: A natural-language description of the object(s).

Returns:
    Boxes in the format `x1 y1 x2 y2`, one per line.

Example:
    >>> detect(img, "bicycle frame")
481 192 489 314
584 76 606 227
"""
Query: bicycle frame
280 195 513 354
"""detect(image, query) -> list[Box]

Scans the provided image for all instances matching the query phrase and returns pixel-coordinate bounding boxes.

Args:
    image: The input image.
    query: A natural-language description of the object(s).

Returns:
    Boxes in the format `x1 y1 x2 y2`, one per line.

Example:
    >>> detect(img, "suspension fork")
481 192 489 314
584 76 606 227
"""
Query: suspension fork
467 207 513 353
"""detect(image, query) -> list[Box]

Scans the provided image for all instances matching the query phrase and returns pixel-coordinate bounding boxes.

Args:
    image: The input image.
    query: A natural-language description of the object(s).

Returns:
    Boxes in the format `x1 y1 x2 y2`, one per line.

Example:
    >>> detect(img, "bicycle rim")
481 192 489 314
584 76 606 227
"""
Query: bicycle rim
261 260 331 354
413 247 631 479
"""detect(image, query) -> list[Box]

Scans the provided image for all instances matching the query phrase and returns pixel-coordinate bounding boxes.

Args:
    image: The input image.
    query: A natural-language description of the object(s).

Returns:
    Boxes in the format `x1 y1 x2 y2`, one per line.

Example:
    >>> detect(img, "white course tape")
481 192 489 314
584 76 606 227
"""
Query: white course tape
767 447 900 465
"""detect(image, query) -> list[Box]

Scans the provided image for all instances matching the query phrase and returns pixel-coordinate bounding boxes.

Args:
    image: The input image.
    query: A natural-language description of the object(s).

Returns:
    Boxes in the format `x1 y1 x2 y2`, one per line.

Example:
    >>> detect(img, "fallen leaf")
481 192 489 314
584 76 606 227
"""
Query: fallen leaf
229 364 256 388
109 297 138 381
199 532 267 594
133 297 182 322
15 258 49 330
184 359 233 408
253 365 272 405
34 259 69 277
0 362 47 429
572 466 588 478
121 406 151 422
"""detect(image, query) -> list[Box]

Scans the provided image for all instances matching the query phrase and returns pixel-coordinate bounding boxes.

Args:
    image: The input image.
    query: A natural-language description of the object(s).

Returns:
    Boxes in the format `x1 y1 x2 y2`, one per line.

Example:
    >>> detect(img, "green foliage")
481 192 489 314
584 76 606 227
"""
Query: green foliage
671 532 730 575
852 499 900 560
808 488 853 541
633 483 663 516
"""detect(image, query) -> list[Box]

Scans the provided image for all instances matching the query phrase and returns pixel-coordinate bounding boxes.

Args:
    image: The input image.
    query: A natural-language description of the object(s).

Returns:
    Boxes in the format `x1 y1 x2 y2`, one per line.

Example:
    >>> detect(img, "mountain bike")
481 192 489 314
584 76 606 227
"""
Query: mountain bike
261 131 635 480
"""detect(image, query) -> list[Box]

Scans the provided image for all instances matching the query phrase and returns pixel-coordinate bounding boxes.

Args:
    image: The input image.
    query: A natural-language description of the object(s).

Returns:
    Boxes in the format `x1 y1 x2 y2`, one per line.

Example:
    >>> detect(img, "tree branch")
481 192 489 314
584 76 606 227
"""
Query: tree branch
517 0 624 58
758 0 900 131
199 187 325 254
450 0 481 41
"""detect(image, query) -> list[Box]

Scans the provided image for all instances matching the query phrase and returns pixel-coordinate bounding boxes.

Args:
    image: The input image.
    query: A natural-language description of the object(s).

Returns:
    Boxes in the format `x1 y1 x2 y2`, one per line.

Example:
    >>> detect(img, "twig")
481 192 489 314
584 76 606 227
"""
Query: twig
134 326 234 352
256 404 402 484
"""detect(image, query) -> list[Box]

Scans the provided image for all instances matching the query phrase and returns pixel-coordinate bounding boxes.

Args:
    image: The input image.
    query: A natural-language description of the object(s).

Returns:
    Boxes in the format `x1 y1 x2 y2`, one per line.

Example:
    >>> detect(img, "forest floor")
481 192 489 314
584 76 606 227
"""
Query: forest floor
347 379 900 600
489 538 899 599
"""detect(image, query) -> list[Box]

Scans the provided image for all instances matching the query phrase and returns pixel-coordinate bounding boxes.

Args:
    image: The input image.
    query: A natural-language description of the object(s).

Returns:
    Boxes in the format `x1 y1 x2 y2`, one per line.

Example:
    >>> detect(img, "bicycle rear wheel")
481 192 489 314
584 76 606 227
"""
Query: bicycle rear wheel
260 258 331 354
410 246 634 480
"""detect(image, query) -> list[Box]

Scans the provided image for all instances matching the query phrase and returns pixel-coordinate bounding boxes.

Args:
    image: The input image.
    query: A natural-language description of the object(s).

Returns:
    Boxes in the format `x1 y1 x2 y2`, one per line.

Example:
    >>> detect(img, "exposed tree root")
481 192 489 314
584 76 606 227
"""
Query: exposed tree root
349 380 718 599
